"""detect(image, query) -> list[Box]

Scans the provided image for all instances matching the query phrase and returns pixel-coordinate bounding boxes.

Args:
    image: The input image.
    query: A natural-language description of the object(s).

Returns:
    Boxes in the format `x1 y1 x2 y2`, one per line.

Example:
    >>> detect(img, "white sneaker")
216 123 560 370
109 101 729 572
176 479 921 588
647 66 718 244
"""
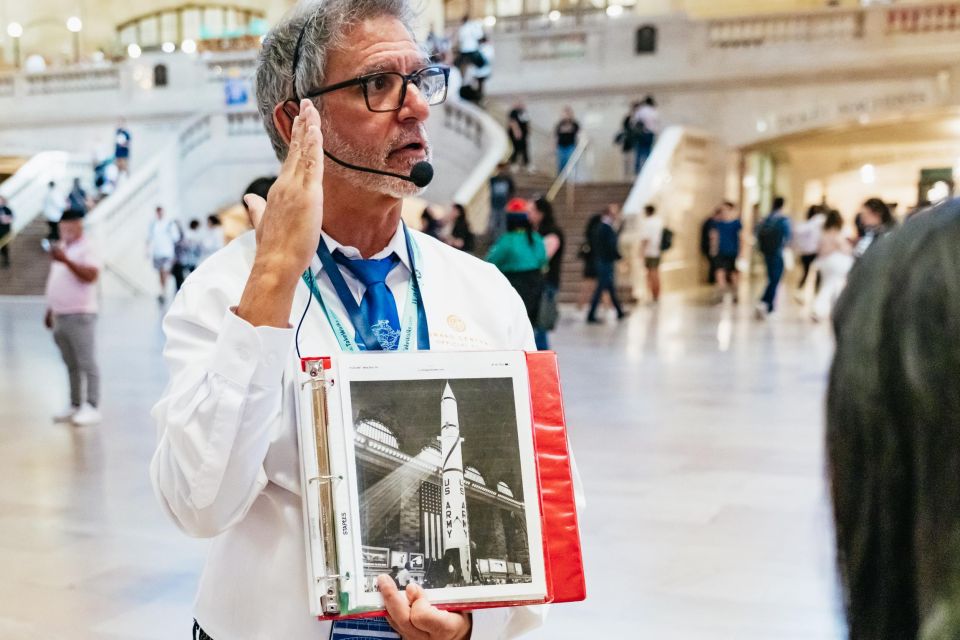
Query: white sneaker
71 403 102 426
53 405 80 423
754 303 769 320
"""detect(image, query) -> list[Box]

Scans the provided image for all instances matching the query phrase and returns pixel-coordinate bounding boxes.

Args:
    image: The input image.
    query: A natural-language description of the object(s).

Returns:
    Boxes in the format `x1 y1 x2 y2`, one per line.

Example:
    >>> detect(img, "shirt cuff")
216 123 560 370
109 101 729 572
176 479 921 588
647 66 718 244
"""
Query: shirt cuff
208 308 294 388
470 608 510 640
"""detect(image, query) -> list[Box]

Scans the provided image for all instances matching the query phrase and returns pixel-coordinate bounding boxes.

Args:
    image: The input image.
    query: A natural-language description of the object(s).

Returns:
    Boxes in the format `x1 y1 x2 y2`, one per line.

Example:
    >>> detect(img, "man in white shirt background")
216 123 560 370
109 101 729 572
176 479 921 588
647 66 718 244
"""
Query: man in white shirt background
151 1 566 639
638 204 665 304
146 205 181 304
42 180 63 246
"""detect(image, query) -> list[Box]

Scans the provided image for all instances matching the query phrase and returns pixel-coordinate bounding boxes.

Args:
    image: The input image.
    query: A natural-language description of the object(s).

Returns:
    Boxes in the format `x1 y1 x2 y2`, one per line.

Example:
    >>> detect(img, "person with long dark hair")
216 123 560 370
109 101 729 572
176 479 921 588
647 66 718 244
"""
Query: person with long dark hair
828 198 960 640
528 196 565 349
445 202 475 253
486 198 547 328
854 197 896 258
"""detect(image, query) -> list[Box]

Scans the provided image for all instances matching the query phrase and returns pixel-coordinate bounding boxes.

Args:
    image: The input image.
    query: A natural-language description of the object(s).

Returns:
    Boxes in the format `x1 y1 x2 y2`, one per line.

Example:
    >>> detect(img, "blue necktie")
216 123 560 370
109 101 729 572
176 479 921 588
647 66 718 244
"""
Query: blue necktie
333 250 402 351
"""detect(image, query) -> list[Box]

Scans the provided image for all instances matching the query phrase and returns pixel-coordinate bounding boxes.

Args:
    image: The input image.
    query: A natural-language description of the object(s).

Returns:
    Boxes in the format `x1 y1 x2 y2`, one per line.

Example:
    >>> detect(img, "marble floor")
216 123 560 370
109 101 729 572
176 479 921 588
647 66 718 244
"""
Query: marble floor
0 291 846 640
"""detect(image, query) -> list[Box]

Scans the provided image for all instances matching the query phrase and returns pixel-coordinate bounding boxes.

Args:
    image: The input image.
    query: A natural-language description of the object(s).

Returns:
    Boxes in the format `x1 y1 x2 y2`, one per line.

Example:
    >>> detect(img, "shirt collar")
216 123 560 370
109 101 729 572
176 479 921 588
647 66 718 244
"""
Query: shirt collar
319 223 411 272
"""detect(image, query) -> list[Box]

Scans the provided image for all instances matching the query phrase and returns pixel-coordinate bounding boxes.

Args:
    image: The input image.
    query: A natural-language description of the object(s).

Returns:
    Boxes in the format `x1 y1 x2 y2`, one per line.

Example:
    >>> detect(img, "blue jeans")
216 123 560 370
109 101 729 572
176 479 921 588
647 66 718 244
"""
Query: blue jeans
588 260 624 320
557 144 576 175
761 251 785 312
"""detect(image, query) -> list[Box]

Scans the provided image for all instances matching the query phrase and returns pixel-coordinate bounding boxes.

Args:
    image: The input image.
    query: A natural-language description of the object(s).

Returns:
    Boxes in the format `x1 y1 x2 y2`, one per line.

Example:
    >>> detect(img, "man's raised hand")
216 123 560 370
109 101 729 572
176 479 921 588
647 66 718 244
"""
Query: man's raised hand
378 575 471 640
243 98 324 274
237 99 325 328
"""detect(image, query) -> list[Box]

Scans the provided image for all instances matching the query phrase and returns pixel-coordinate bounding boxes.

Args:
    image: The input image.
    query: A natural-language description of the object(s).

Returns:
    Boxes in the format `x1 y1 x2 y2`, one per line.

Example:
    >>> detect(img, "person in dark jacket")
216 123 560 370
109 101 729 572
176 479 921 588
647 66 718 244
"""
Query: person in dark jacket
486 198 547 326
586 203 626 323
578 211 603 310
529 196 565 349
446 203 475 253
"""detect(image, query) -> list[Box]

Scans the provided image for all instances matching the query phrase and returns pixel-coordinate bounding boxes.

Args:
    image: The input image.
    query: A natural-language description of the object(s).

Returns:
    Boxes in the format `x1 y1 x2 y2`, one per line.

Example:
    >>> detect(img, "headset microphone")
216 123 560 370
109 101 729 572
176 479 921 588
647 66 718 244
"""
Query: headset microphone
323 150 434 188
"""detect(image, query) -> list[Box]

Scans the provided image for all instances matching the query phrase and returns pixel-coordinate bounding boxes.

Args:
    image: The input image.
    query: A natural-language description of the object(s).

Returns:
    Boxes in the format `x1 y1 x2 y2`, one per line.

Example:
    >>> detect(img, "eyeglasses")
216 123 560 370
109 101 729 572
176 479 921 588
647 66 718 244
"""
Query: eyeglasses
289 14 449 112
303 66 450 112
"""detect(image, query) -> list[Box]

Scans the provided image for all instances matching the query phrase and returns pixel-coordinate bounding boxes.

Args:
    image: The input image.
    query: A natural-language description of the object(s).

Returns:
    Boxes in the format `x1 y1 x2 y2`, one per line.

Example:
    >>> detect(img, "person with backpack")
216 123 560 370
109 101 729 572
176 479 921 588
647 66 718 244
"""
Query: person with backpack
755 196 793 319
638 204 667 304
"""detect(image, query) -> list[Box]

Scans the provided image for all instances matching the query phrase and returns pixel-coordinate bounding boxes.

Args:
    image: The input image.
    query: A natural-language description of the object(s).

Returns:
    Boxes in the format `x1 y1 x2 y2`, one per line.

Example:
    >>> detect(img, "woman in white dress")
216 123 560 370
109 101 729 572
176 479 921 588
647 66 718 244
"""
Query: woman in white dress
812 209 853 322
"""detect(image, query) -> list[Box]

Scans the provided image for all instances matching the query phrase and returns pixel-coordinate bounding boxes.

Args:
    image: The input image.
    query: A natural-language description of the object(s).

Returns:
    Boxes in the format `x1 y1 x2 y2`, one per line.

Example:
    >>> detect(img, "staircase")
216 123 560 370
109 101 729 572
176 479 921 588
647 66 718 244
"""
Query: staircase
512 173 633 305
0 215 51 296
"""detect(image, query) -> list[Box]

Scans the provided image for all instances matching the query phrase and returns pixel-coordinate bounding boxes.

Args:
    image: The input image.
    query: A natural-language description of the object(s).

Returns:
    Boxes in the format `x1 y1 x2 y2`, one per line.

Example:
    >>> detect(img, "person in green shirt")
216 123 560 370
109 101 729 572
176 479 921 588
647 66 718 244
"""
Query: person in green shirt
486 198 548 327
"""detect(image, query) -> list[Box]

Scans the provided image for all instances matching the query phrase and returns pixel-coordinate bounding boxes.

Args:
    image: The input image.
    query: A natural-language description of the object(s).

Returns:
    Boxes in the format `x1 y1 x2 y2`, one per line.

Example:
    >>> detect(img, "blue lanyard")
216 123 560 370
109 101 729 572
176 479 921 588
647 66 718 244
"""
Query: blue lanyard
302 223 430 352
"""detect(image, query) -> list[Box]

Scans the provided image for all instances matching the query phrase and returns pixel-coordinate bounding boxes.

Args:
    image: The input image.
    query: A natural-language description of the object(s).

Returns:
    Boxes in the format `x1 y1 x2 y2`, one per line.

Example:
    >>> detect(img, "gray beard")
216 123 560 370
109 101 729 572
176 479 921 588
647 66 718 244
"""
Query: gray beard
322 124 431 199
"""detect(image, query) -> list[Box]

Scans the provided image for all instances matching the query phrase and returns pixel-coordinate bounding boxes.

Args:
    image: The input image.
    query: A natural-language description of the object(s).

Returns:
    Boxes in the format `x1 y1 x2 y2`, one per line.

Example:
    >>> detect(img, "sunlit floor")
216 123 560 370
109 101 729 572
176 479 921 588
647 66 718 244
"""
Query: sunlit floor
0 289 846 640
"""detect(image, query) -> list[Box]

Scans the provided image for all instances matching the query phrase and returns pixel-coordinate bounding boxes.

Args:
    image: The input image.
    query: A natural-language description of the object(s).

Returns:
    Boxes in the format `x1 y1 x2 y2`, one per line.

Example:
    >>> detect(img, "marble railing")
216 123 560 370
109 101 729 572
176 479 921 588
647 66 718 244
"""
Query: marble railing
886 3 960 33
24 67 122 96
707 10 865 48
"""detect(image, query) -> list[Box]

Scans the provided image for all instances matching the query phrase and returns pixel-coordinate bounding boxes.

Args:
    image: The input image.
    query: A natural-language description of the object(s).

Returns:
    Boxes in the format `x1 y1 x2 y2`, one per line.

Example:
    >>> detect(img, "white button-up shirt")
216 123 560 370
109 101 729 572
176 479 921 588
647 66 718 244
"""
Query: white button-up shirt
150 225 549 640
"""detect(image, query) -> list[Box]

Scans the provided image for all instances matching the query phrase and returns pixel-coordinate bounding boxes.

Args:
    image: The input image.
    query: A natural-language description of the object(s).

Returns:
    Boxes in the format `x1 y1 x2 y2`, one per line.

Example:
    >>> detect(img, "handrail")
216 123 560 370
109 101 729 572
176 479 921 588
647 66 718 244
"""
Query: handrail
546 136 590 203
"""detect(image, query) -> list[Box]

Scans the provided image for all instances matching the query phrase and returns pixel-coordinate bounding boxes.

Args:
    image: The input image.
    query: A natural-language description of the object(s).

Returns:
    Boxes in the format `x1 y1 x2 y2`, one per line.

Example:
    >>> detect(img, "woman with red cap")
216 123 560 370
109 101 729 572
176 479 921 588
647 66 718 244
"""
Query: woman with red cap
485 198 548 330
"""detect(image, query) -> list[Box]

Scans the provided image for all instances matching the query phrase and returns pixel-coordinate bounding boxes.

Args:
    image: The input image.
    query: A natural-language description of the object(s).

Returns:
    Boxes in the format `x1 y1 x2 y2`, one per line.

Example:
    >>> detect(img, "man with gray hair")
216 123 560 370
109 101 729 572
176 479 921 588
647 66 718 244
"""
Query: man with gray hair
151 1 559 639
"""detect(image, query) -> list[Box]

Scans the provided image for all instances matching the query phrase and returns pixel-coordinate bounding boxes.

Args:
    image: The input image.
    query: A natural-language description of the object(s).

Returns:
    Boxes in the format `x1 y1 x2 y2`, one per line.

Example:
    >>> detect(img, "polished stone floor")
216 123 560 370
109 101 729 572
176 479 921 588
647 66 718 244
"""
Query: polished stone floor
0 291 846 639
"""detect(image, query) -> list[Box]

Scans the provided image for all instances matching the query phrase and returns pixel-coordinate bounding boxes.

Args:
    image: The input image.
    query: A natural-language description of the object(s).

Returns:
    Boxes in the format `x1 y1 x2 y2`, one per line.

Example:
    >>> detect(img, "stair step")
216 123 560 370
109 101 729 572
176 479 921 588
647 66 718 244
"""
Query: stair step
0 214 54 296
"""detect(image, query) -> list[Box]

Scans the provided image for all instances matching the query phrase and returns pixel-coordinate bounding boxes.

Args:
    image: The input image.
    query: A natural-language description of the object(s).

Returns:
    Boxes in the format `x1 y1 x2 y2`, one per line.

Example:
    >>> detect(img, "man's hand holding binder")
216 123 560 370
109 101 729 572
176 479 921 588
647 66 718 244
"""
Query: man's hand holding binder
379 576 472 640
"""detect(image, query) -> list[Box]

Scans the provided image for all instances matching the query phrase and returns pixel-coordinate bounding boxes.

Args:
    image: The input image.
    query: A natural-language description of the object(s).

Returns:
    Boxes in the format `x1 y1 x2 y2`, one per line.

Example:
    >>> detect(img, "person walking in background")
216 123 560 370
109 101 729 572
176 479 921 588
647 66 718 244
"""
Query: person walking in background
200 213 225 262
794 204 826 295
578 209 603 310
419 207 442 240
554 106 581 176
701 205 722 284
854 197 896 259
811 209 853 322
755 196 792 318
529 196 565 349
0 196 13 268
147 206 181 304
472 36 494 101
827 199 960 640
587 203 626 323
42 181 62 245
712 201 742 303
616 101 641 179
486 198 548 329
67 178 89 215
44 208 101 426
487 161 515 243
445 203 475 253
171 219 203 292
633 95 660 174
638 204 665 304
508 99 531 171
114 118 132 175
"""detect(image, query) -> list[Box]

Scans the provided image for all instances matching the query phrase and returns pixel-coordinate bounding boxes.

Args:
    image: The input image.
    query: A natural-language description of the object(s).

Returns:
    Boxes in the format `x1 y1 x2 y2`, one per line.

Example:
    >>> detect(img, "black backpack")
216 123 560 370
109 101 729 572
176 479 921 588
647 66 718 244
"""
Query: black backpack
757 216 785 255
660 227 674 252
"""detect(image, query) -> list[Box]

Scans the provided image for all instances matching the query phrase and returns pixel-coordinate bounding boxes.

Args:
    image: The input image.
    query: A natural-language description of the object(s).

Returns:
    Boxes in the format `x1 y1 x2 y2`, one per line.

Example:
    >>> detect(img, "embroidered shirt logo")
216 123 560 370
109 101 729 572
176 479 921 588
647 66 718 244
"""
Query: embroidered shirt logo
447 315 466 333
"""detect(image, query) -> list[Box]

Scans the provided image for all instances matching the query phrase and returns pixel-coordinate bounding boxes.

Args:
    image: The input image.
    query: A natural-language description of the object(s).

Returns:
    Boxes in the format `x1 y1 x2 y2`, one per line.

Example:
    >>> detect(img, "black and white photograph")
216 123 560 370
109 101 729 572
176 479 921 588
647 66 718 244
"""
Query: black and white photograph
347 377 536 595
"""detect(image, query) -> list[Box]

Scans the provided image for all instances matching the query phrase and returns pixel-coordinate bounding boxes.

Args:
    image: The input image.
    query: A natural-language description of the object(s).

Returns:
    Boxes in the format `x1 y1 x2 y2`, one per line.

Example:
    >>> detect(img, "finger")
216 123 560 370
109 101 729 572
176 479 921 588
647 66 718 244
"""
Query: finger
299 124 322 187
242 194 267 230
409 596 462 637
280 113 306 176
378 575 416 637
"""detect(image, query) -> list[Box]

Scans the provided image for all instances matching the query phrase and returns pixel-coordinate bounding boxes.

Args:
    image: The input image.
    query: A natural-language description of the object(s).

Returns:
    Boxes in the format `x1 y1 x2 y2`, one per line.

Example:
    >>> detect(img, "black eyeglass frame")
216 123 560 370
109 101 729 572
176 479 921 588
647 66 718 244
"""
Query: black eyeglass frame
301 66 450 113
289 13 449 112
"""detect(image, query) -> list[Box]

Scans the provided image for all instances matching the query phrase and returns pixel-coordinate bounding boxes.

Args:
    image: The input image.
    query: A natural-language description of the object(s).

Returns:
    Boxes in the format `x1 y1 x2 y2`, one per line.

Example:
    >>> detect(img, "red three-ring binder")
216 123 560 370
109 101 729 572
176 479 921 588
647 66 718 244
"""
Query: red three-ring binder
301 350 586 619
